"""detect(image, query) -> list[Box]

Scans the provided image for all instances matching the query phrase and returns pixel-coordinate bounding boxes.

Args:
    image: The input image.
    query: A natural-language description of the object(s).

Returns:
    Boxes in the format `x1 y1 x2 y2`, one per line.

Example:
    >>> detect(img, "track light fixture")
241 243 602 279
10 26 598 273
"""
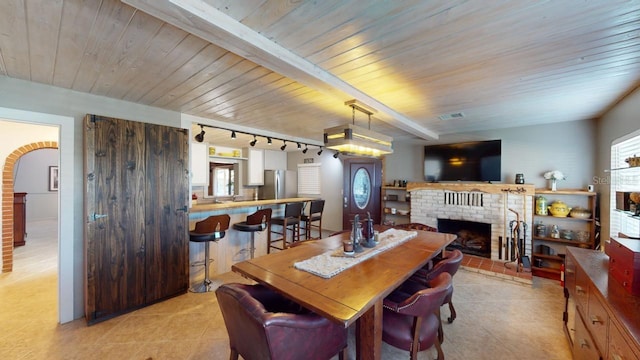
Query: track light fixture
194 124 320 154
317 147 323 156
194 125 205 142
333 151 340 159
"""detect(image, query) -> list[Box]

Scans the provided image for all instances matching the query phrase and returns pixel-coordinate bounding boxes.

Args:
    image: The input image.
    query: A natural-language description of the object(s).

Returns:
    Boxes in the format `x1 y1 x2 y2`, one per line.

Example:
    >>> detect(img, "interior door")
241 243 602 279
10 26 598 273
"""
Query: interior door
144 124 189 303
84 115 189 323
342 158 382 230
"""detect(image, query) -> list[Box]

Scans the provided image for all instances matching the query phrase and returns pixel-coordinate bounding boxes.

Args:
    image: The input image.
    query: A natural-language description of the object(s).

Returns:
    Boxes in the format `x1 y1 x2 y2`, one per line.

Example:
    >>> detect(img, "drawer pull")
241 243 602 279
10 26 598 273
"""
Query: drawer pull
579 339 590 349
576 286 585 294
589 315 602 324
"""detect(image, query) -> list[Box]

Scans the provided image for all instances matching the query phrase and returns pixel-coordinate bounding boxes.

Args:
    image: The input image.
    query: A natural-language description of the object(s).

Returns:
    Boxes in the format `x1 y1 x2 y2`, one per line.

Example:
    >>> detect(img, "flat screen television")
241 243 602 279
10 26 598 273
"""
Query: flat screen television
424 140 501 182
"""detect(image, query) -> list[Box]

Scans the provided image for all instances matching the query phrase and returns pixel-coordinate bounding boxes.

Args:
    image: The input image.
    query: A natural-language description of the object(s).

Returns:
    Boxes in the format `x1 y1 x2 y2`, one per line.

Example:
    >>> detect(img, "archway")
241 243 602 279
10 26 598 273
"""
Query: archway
2 141 58 272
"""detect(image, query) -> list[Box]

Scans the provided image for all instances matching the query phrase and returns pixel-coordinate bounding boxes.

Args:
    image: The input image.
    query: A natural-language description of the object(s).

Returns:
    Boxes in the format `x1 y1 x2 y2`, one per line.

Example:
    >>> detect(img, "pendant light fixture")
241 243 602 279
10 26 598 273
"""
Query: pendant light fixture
324 100 393 157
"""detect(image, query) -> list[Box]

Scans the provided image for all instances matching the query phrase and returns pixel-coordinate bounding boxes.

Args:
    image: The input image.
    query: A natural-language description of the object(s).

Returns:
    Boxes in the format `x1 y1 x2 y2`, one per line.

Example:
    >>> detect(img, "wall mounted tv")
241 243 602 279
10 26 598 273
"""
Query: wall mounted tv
424 140 501 182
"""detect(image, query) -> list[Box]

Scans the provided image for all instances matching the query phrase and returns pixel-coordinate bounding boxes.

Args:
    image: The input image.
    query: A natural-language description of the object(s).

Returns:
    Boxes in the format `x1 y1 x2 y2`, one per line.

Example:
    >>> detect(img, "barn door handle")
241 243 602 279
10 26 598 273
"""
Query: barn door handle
176 206 188 212
88 213 107 222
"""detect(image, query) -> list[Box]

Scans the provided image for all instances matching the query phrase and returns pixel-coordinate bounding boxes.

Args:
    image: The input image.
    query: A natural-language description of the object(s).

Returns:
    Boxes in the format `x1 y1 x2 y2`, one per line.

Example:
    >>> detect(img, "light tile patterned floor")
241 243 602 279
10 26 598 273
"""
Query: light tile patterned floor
0 221 571 359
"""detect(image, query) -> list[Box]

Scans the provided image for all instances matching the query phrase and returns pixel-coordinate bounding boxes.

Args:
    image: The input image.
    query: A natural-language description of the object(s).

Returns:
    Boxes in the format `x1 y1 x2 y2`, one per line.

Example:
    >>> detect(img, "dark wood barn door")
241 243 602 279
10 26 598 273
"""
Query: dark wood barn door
84 115 189 324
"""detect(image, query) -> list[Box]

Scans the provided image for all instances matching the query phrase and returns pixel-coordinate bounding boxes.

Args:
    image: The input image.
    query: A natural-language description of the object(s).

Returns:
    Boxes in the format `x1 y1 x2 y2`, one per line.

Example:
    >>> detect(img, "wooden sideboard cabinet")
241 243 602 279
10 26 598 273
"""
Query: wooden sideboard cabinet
564 246 640 359
13 192 27 247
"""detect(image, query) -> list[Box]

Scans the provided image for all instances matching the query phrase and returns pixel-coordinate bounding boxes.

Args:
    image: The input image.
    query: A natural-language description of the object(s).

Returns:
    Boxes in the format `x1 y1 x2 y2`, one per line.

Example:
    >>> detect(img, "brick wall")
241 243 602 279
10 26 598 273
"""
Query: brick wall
2 141 58 272
411 189 533 260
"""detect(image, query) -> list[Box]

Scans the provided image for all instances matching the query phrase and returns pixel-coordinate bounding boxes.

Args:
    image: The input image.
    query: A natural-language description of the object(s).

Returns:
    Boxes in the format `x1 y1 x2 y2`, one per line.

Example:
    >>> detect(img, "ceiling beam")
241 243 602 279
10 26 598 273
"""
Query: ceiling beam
122 0 439 140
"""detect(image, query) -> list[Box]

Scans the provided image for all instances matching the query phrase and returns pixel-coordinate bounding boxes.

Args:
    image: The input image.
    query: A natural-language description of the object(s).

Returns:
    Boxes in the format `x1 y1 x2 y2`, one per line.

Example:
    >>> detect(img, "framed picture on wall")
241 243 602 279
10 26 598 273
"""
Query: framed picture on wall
49 166 59 191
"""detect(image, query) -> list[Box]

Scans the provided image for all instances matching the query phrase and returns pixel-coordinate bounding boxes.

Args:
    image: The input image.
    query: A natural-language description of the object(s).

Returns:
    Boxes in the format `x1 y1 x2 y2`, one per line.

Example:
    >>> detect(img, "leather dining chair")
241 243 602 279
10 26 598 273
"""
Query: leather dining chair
216 283 348 360
408 249 464 343
394 222 438 232
382 272 453 360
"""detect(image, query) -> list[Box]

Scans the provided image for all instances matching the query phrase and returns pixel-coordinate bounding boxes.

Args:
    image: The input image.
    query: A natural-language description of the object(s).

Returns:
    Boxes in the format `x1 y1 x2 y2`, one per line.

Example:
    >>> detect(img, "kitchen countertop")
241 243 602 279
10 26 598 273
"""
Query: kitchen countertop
190 197 317 213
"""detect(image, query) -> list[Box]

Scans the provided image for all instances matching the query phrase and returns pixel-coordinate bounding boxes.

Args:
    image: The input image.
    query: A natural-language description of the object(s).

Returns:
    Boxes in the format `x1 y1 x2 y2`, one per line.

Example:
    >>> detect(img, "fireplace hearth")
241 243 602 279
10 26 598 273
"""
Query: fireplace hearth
438 219 491 258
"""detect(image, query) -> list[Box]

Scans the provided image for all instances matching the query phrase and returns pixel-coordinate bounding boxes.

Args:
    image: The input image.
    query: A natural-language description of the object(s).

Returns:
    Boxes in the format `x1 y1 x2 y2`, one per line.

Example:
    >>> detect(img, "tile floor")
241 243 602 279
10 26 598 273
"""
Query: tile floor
1 220 571 359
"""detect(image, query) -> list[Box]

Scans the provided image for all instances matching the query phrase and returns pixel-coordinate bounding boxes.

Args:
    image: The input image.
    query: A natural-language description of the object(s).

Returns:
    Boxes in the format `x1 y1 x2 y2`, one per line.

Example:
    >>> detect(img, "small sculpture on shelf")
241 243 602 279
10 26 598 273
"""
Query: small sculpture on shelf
543 170 565 191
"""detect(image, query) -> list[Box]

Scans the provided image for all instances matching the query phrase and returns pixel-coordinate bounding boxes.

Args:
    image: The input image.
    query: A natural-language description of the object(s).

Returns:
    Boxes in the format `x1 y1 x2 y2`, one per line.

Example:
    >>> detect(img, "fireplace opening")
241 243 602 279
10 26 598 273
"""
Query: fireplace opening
438 219 491 258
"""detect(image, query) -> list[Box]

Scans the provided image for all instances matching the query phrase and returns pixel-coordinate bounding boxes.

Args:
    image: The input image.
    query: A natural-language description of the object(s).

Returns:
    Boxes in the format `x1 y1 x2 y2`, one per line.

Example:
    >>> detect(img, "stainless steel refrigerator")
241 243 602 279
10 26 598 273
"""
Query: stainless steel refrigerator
259 170 297 199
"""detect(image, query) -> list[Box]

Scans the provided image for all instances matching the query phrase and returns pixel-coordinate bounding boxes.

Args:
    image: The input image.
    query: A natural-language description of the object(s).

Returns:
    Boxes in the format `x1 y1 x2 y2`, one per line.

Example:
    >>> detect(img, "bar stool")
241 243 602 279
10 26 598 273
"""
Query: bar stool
269 202 303 253
301 199 325 240
189 214 230 293
232 208 272 259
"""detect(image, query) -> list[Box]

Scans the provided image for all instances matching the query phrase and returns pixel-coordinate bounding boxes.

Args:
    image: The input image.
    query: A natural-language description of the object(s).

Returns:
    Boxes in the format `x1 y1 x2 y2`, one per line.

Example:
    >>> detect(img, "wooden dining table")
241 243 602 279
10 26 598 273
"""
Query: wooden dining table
231 226 456 360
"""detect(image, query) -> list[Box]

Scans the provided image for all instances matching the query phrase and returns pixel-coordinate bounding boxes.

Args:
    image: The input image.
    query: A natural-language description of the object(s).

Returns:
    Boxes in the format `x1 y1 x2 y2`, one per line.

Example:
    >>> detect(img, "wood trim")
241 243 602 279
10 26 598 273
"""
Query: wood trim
406 182 535 196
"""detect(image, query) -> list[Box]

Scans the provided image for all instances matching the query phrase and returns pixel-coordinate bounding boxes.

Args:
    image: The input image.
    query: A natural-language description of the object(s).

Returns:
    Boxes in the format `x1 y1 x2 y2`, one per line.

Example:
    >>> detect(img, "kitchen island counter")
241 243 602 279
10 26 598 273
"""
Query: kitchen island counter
190 197 317 213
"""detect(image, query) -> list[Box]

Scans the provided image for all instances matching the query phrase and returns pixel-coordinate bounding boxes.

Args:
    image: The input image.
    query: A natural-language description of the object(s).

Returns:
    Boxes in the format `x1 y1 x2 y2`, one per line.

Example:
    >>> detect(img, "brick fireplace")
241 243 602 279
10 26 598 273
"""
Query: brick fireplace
407 182 535 261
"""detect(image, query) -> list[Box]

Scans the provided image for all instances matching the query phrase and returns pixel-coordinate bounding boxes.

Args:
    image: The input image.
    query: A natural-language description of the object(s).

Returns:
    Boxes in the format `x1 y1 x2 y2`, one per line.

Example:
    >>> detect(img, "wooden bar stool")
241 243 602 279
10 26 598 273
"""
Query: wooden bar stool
189 214 230 293
269 202 303 253
301 199 325 240
232 208 272 259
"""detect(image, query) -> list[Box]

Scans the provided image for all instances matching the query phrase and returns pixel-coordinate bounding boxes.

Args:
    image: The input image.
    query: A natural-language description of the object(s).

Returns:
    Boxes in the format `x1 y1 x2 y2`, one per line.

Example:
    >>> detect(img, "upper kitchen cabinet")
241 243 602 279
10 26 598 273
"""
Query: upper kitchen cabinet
243 148 264 186
191 142 208 186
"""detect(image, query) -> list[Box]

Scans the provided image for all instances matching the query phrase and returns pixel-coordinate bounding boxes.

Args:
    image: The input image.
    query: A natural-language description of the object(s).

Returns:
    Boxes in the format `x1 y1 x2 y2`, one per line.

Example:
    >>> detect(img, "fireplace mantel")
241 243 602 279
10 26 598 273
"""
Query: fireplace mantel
406 182 535 196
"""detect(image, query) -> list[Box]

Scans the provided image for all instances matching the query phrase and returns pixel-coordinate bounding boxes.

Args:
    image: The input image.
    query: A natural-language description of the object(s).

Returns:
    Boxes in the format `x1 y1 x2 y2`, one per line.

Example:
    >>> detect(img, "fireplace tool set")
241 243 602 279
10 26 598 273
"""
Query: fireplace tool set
505 208 530 272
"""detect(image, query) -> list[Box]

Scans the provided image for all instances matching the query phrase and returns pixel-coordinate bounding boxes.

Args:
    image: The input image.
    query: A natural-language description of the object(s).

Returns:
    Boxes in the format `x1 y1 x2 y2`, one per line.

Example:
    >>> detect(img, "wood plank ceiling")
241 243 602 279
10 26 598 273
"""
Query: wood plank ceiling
0 0 639 149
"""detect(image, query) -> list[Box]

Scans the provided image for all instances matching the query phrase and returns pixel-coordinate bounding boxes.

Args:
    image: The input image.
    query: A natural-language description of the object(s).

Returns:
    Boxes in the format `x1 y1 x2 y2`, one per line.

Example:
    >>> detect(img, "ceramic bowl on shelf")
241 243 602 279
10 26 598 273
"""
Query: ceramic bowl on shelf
548 200 571 217
397 209 410 216
569 207 591 219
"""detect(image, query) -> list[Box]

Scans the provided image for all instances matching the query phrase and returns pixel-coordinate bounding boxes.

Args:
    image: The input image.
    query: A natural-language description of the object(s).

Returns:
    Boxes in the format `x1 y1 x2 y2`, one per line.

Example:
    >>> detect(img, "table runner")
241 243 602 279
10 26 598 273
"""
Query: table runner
293 228 418 278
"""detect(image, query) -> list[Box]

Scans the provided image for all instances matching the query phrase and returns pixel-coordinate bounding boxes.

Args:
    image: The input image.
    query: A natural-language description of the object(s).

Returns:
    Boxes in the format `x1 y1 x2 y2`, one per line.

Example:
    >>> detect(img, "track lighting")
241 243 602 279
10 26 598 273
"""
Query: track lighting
193 124 320 154
194 125 205 142
333 151 340 159
317 147 323 156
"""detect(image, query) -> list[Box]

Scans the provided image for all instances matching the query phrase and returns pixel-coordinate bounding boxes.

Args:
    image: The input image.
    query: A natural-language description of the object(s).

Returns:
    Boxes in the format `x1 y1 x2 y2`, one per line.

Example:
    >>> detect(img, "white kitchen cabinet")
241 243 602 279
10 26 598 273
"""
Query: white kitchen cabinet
243 147 264 186
191 142 208 186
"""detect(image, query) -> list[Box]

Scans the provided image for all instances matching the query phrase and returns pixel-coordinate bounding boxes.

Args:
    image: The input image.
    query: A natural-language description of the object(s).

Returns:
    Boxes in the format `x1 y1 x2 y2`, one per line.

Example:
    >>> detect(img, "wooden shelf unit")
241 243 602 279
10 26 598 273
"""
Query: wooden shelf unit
381 186 410 226
531 189 597 280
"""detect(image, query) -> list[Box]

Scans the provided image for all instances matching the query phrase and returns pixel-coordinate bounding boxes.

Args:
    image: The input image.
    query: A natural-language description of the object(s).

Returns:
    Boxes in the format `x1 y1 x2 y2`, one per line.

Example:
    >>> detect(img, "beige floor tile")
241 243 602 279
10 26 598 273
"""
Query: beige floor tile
1 220 573 359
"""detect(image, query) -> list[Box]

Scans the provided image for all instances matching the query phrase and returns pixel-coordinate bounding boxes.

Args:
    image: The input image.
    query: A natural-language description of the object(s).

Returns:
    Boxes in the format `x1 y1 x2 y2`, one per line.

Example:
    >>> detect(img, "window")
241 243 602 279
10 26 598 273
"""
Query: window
210 162 235 197
610 129 640 238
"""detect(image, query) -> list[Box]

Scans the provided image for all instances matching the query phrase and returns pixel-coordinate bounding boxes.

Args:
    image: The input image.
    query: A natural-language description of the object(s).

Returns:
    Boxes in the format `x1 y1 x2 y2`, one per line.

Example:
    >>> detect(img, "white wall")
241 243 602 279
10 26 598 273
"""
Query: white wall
385 120 597 191
287 150 343 232
0 76 182 323
13 148 59 221
596 86 640 240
